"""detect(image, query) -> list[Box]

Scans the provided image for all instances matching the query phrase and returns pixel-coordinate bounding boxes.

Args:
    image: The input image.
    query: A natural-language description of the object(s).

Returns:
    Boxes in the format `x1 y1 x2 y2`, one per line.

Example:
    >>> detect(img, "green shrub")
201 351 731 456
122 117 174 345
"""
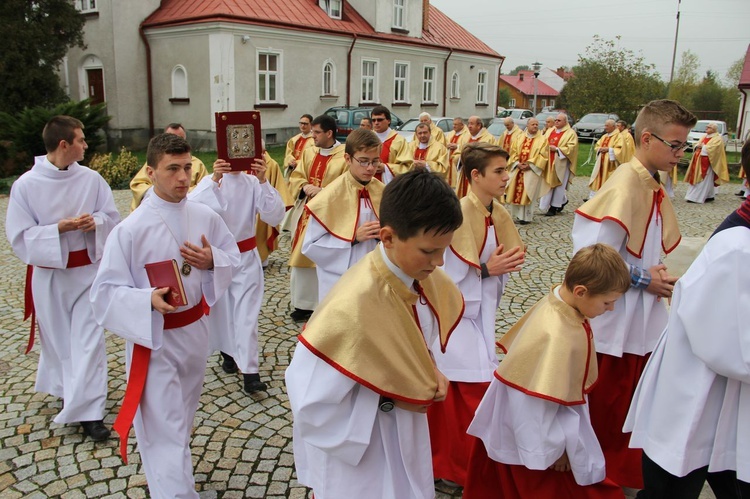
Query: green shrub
0 99 110 177
89 148 140 190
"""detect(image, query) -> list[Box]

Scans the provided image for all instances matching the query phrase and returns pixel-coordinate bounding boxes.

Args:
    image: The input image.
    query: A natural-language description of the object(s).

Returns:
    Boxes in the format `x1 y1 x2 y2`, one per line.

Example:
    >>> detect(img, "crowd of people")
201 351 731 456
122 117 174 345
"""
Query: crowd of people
4 99 749 498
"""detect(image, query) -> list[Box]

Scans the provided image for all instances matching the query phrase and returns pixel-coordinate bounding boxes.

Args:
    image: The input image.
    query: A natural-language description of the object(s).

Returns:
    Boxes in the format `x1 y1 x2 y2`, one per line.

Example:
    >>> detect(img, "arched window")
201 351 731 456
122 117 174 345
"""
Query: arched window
450 72 460 99
322 60 335 96
171 65 188 99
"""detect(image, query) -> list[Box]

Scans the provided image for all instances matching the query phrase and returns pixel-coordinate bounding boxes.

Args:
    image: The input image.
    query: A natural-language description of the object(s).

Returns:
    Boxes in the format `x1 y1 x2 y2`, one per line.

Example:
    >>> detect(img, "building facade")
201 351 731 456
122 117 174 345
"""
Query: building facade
63 0 504 150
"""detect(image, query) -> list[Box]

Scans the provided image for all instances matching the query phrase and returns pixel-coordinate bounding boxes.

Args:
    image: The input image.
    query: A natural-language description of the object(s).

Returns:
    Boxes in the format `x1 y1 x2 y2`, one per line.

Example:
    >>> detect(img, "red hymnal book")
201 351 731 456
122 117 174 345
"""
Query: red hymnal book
215 111 263 171
144 259 188 307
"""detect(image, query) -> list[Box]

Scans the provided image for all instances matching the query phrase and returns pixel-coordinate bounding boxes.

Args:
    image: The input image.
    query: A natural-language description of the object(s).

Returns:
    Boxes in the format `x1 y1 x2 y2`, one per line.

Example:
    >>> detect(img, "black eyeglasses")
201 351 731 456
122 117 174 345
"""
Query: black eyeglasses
299 121 310 126
650 132 689 153
371 117 386 122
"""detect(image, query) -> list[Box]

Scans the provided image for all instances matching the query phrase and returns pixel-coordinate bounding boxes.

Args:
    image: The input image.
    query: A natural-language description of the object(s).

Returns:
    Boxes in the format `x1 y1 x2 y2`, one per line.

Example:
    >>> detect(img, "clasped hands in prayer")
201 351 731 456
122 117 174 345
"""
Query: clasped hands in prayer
58 213 96 233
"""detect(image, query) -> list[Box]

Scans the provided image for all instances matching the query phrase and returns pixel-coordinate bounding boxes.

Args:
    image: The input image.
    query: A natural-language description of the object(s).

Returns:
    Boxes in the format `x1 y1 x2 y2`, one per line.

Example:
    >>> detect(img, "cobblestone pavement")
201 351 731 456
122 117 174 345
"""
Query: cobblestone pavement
1 177 739 498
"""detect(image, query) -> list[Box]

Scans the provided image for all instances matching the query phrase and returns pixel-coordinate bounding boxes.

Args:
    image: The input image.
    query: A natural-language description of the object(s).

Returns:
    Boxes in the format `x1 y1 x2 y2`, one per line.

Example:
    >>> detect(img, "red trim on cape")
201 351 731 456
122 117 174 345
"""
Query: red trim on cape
495 371 586 407
304 192 380 243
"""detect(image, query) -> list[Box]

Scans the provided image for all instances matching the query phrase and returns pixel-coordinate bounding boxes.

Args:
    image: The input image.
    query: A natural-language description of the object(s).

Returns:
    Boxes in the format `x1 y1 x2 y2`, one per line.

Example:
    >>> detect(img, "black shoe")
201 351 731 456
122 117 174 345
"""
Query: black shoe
517 220 530 225
81 420 111 441
705 197 715 202
243 373 267 394
220 352 238 374
290 308 313 322
736 190 745 197
544 208 557 216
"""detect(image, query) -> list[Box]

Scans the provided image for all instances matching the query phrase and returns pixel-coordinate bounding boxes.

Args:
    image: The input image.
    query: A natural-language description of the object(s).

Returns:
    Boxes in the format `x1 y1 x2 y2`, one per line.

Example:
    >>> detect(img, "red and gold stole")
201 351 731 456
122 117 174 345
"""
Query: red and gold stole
548 129 564 164
502 131 515 152
448 132 462 160
511 136 535 204
414 146 428 161
292 153 332 249
293 136 310 160
599 135 611 154
380 134 396 163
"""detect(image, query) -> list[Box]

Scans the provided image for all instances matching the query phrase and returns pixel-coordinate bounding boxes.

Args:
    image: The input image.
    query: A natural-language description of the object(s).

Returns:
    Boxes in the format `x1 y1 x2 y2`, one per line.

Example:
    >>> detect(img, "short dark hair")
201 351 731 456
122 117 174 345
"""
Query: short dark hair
42 116 84 153
165 123 185 132
312 114 337 136
345 129 381 156
415 123 430 132
147 133 191 169
380 169 462 239
462 142 510 182
300 114 313 123
370 105 392 122
564 243 630 296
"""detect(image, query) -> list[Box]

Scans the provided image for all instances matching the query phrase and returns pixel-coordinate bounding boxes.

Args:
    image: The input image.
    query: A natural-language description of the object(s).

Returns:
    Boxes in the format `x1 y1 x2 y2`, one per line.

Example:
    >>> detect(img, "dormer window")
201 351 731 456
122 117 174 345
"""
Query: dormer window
393 0 405 29
77 0 97 12
320 0 342 19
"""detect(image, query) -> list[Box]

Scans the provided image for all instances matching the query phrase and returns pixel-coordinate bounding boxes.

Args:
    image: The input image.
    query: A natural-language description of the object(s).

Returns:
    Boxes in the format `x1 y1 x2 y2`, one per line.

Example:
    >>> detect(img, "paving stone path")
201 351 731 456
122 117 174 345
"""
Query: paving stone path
1 177 738 498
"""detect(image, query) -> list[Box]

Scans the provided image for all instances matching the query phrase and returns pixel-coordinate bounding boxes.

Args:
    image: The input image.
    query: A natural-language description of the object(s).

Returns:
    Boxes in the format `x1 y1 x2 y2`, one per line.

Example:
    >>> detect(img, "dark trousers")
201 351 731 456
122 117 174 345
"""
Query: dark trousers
637 453 750 499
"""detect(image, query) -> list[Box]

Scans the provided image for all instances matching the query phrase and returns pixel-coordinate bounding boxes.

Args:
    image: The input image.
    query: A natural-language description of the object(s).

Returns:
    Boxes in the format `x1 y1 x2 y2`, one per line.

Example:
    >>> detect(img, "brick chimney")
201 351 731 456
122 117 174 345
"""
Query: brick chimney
556 67 565 78
422 0 430 32
519 72 524 81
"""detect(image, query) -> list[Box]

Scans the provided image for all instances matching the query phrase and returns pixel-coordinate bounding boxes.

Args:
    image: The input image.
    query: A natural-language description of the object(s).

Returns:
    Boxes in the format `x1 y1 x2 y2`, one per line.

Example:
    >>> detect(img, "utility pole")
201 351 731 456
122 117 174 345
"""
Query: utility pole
667 0 682 95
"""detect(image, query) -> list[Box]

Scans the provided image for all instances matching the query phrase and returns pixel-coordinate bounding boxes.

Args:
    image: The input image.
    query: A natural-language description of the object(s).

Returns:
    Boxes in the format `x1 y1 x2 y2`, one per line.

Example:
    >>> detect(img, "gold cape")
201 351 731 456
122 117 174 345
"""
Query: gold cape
588 130 623 191
506 132 550 206
288 144 349 267
284 133 314 169
304 171 384 242
256 152 294 261
684 134 730 186
449 191 523 269
618 131 635 164
496 287 597 406
445 129 468 188
380 130 409 177
299 247 464 404
395 138 450 181
543 125 579 188
497 126 521 153
129 156 208 211
576 158 681 258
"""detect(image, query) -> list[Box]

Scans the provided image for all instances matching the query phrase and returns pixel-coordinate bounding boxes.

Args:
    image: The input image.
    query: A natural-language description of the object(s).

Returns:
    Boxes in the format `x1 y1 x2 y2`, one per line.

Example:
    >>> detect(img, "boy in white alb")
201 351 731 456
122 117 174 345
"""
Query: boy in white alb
429 142 525 487
189 155 284 393
6 115 120 441
302 128 384 301
90 133 240 499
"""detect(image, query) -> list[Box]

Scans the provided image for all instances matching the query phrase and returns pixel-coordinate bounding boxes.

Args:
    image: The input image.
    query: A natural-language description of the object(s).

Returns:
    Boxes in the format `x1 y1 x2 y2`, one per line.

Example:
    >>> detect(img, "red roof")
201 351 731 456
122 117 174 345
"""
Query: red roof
739 43 750 89
499 72 559 97
142 0 501 59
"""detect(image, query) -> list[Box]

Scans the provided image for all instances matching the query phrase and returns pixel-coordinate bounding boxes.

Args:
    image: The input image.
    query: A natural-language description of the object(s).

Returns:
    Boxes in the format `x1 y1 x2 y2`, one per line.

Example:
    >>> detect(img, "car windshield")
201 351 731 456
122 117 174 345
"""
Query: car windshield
579 114 608 123
487 123 504 137
691 122 725 134
326 110 350 126
399 119 420 132
498 109 525 119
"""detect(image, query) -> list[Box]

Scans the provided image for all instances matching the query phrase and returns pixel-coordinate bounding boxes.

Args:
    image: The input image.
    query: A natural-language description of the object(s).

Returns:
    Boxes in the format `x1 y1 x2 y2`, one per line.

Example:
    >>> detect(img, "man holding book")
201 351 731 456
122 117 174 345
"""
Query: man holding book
90 133 240 499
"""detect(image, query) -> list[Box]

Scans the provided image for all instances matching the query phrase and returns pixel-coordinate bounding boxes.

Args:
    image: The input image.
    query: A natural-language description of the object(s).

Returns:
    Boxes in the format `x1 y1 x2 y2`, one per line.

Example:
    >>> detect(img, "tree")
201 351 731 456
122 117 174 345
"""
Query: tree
667 50 700 108
725 56 744 88
509 65 530 76
558 36 665 123
691 71 727 120
497 88 512 108
0 0 86 114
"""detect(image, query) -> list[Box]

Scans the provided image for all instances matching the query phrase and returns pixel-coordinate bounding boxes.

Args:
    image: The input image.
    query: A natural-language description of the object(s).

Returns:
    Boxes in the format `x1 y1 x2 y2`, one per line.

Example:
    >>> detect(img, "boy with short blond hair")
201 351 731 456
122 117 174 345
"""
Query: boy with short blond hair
302 128 384 301
429 142 525 487
464 243 630 499
286 169 464 498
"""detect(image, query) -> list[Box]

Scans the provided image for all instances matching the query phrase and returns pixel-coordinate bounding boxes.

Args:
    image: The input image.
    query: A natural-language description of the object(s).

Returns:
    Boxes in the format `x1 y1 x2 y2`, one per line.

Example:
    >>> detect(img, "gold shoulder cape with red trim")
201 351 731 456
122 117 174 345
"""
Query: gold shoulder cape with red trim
298 247 464 404
496 288 597 406
575 158 681 257
304 171 384 242
450 191 523 269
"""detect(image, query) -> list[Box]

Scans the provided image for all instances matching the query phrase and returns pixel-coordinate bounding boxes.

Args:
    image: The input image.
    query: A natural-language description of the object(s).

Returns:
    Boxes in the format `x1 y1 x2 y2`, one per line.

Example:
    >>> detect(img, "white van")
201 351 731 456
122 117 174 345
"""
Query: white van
686 120 728 151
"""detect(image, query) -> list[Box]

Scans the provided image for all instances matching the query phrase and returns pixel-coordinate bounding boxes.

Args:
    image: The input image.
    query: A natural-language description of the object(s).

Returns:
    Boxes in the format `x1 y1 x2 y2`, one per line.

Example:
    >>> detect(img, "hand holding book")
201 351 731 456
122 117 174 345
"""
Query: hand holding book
145 260 188 313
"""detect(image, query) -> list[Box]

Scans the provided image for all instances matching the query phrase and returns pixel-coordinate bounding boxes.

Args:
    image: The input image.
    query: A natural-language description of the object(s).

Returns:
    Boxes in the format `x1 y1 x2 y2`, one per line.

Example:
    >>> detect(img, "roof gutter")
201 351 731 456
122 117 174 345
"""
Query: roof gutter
347 34 357 107
442 48 453 116
138 22 155 138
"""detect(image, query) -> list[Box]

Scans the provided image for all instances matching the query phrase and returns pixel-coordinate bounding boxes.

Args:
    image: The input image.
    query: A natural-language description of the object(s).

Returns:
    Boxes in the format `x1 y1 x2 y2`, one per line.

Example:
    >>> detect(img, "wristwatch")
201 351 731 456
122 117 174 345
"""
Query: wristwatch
378 396 395 412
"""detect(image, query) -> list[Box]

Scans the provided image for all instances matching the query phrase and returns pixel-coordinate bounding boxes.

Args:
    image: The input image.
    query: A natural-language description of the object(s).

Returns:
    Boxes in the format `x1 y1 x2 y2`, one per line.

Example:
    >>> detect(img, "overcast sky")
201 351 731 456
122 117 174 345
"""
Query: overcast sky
431 0 750 84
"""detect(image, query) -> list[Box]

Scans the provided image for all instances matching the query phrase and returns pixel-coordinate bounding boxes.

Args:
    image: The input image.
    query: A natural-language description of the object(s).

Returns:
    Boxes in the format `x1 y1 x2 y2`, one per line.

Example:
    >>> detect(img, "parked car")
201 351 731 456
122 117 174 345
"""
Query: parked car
487 118 506 140
571 113 620 141
534 110 575 128
324 106 404 142
686 120 729 151
496 108 534 130
395 117 453 140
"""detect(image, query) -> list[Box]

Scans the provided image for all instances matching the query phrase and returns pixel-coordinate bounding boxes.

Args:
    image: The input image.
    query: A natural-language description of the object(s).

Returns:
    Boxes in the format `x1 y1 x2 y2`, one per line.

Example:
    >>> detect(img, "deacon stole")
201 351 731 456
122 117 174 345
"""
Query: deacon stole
292 154 332 251
511 136 535 205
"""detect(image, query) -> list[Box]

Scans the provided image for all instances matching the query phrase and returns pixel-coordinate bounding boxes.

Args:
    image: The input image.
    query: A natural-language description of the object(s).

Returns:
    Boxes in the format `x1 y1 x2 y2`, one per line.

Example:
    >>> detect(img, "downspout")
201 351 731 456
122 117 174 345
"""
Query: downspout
139 23 155 138
737 87 747 142
442 48 453 116
347 34 357 107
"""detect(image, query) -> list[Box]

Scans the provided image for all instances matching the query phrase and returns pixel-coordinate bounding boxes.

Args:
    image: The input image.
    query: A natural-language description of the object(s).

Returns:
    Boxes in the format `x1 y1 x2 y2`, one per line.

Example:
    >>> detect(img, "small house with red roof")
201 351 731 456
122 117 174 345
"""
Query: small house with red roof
498 70 560 115
64 0 503 149
737 44 750 143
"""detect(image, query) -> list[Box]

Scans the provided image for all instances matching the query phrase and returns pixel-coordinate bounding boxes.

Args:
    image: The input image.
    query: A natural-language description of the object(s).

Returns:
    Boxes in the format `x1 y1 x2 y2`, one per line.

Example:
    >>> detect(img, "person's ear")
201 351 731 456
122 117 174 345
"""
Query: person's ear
380 226 395 248
573 284 588 298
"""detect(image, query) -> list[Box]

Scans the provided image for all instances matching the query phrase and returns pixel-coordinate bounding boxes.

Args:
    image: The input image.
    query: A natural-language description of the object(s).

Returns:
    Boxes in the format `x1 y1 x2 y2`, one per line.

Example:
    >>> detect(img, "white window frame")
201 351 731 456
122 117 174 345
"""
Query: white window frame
422 64 437 104
476 70 488 104
549 99 556 108
394 61 409 103
326 0 342 19
322 60 336 96
450 72 460 99
77 0 97 12
541 99 547 109
393 0 405 29
509 98 516 108
256 49 283 104
361 58 379 103
171 65 188 99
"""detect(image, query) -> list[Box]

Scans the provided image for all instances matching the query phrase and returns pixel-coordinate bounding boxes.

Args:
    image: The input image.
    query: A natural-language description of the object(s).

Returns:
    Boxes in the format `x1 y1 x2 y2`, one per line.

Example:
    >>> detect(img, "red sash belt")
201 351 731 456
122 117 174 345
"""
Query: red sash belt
113 301 205 463
23 249 93 354
237 236 257 253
